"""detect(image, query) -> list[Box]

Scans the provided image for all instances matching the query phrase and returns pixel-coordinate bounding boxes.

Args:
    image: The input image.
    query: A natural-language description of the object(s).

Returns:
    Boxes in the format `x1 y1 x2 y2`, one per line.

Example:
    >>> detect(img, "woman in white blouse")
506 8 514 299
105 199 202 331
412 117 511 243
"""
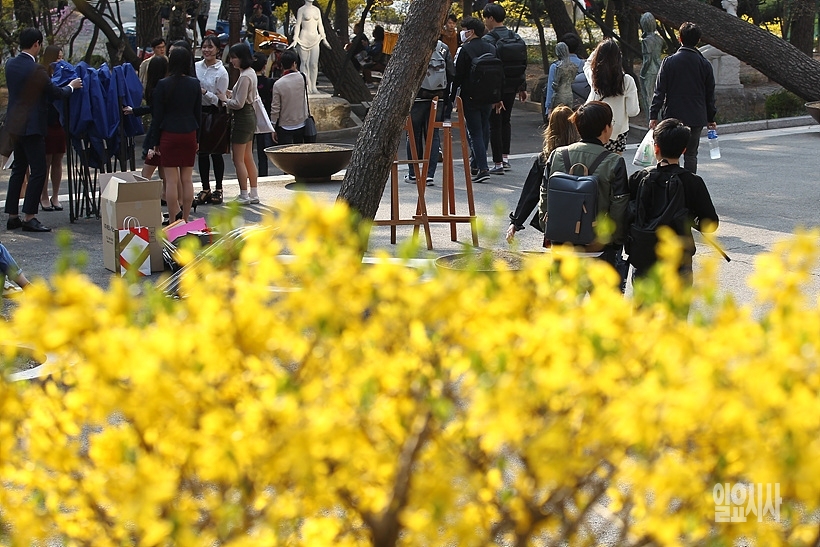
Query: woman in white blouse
584 38 640 155
217 43 259 205
194 35 229 205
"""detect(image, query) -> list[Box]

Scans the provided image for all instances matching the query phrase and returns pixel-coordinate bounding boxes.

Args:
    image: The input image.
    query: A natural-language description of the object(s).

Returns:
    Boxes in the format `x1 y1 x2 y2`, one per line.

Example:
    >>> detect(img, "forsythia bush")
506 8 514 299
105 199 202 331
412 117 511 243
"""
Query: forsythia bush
1 196 820 547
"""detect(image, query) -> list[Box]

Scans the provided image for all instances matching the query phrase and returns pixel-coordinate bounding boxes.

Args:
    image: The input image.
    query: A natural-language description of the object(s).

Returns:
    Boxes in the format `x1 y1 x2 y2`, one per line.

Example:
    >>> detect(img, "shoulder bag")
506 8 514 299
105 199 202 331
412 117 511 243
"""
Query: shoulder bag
301 73 318 142
250 75 274 134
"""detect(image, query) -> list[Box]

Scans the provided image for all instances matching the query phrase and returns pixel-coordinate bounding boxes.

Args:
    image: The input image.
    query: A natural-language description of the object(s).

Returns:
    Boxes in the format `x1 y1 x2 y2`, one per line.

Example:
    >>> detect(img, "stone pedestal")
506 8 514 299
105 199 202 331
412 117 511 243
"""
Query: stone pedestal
699 45 743 91
309 93 356 131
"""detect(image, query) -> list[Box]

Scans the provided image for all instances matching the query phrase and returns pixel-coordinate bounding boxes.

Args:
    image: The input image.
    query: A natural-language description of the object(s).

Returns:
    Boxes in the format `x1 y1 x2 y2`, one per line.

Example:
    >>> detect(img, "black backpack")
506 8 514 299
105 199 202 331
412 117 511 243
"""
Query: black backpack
625 168 689 271
544 149 611 246
489 29 527 89
571 66 591 108
469 52 505 104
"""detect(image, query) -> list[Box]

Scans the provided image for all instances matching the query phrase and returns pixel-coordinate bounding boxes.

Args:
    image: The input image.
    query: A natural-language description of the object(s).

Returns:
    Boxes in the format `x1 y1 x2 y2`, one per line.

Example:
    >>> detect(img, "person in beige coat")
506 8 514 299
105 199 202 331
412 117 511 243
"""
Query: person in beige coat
269 50 313 144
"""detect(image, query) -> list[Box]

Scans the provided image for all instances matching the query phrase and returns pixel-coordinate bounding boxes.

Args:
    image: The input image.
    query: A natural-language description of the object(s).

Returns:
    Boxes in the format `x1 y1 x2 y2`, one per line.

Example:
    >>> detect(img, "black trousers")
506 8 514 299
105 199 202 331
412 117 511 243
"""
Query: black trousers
197 153 225 191
489 91 516 164
5 134 47 216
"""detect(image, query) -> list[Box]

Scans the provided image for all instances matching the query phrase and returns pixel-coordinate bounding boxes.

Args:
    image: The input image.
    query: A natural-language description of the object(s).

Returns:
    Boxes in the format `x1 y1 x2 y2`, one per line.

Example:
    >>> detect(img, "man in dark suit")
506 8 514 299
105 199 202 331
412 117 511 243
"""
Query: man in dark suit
4 28 82 232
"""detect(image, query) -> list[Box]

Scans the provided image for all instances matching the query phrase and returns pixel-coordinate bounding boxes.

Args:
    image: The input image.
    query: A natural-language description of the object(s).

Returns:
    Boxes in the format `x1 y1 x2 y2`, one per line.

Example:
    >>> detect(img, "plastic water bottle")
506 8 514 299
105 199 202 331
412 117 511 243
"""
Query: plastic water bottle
708 129 721 159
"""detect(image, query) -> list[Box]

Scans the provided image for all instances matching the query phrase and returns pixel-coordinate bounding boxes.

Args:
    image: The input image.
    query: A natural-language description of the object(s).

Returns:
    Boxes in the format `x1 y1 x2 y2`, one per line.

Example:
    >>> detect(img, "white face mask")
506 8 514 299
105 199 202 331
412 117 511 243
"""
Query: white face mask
460 29 470 42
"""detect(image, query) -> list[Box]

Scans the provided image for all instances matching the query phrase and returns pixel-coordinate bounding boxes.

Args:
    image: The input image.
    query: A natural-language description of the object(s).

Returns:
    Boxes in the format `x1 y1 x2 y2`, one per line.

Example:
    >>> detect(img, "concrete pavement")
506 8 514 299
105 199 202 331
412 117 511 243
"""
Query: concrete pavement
1 102 818 306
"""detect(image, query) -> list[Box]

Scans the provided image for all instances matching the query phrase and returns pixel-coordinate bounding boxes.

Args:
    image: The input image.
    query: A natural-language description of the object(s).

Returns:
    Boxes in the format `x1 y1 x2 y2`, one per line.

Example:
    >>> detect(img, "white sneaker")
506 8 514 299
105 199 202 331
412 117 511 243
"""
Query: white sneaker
249 196 260 204
233 195 251 205
426 177 434 186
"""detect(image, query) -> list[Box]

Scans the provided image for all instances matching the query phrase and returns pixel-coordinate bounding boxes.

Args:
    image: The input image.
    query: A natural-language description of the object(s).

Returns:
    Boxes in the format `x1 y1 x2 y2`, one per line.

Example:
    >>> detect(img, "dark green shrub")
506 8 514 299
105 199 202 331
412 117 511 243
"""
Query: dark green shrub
765 90 805 119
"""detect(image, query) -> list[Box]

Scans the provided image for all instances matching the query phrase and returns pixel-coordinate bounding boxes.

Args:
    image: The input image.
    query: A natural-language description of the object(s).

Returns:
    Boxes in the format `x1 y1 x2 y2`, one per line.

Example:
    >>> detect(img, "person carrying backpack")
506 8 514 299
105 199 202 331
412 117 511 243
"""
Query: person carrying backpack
538 101 630 289
450 16 503 183
482 3 527 175
626 118 718 285
405 39 454 186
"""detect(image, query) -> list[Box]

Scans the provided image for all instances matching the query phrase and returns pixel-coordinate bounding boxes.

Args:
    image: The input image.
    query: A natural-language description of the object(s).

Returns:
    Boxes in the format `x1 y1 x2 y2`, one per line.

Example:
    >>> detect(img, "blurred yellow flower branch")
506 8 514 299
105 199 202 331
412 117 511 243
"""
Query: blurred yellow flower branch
1 196 819 546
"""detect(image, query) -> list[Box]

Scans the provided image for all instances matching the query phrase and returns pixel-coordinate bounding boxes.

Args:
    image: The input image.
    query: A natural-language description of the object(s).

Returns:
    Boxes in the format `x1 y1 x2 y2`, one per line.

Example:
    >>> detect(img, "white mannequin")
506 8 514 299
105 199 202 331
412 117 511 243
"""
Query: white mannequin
721 0 738 16
288 0 331 95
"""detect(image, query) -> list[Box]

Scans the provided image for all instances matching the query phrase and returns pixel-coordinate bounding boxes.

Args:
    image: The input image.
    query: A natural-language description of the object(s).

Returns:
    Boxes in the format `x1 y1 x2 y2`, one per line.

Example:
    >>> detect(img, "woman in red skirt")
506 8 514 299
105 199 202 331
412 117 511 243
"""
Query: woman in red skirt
147 47 202 222
40 45 66 212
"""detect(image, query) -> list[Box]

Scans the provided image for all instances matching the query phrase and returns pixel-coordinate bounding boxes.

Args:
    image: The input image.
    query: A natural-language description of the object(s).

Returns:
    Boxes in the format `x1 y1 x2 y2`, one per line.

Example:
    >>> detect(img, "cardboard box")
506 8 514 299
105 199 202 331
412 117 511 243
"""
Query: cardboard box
100 172 164 273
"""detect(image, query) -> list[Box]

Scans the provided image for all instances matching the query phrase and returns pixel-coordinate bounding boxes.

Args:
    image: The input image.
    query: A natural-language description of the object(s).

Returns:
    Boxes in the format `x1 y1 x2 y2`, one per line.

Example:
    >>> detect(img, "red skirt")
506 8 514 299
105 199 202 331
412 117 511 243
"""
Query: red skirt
159 130 197 167
45 123 66 155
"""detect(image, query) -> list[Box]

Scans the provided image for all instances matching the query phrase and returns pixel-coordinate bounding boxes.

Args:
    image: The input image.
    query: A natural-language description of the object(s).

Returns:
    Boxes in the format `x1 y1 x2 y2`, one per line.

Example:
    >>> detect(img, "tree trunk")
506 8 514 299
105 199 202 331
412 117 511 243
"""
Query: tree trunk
611 0 640 78
136 0 163 52
627 0 820 101
787 0 815 56
168 0 190 42
73 0 140 66
318 17 373 103
337 0 451 222
334 0 349 43
542 0 575 40
530 1 550 73
13 0 36 29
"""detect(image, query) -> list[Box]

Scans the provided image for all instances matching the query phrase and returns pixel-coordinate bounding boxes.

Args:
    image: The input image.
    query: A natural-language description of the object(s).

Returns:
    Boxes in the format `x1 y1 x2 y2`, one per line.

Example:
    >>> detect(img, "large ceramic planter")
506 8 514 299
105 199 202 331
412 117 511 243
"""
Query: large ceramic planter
806 102 820 124
265 143 354 183
435 250 527 272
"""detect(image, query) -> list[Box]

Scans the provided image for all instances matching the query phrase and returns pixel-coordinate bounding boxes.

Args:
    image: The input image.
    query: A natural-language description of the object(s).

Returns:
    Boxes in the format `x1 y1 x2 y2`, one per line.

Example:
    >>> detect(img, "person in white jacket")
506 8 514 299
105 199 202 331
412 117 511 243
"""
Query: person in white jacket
584 38 640 155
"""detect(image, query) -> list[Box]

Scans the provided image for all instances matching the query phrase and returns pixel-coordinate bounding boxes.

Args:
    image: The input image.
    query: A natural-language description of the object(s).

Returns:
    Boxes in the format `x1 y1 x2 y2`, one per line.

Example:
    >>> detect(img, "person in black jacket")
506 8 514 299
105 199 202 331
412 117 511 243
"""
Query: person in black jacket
253 52 275 177
149 46 202 222
627 118 718 284
450 17 498 183
482 3 527 175
649 22 716 174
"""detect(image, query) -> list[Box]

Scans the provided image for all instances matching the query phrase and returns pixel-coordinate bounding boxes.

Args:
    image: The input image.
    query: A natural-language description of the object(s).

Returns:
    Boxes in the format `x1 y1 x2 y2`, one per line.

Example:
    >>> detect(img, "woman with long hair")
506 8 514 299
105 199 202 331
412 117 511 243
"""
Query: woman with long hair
194 35 229 206
148 47 202 222
584 38 640 154
506 105 580 243
125 55 169 182
39 44 66 211
217 43 259 205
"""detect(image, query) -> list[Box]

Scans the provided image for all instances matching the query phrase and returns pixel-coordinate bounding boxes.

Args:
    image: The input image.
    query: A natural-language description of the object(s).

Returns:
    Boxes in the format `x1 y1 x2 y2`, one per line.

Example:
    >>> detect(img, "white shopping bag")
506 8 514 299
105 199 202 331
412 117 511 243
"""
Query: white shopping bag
115 216 151 276
632 129 655 167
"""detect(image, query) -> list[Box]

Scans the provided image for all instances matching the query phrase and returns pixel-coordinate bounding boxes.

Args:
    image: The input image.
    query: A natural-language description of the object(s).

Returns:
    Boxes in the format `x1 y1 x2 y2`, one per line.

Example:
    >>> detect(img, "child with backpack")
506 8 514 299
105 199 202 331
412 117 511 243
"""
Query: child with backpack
626 118 719 284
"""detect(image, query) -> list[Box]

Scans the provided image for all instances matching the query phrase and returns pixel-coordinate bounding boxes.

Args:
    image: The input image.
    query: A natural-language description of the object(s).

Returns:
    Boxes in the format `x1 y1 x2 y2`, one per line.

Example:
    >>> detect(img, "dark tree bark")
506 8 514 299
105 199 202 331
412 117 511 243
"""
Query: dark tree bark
135 0 163 51
167 0 190 42
318 18 372 103
611 0 640 78
787 0 815 56
73 0 140 66
13 0 36 29
530 0 550 73
628 0 820 101
543 0 578 46
333 0 349 43
337 0 451 221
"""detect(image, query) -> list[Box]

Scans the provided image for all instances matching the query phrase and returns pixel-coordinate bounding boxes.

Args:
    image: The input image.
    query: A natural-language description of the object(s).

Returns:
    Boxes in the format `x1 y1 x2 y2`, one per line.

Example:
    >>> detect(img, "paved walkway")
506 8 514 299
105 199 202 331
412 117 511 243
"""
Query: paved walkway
1 102 818 306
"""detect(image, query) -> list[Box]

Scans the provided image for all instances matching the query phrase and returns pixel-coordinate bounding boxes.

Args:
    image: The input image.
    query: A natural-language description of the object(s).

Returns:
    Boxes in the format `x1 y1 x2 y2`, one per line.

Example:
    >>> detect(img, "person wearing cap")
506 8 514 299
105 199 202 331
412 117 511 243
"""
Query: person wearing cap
249 3 271 32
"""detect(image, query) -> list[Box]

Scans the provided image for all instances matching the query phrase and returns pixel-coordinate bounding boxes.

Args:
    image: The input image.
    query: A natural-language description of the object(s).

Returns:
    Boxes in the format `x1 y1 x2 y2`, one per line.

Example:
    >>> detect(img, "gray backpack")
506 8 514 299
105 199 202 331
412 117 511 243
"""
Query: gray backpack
419 41 448 98
544 149 611 246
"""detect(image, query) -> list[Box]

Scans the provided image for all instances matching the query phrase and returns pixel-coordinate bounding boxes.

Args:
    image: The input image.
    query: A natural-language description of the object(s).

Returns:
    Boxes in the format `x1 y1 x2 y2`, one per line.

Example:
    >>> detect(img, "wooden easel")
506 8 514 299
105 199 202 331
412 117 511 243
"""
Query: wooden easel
372 96 478 249
419 96 478 246
372 116 434 250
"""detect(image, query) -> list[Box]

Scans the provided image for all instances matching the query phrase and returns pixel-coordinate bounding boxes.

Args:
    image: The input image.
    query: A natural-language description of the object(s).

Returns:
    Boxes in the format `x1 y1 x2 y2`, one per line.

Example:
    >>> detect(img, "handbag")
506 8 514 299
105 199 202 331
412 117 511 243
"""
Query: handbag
199 105 231 155
116 216 151 276
252 81 275 134
301 73 317 142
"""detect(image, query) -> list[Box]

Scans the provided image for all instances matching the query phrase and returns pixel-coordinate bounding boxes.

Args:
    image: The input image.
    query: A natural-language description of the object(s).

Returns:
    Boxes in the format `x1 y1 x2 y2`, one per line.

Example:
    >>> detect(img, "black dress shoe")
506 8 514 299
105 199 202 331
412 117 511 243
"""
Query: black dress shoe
6 217 22 230
21 218 51 232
